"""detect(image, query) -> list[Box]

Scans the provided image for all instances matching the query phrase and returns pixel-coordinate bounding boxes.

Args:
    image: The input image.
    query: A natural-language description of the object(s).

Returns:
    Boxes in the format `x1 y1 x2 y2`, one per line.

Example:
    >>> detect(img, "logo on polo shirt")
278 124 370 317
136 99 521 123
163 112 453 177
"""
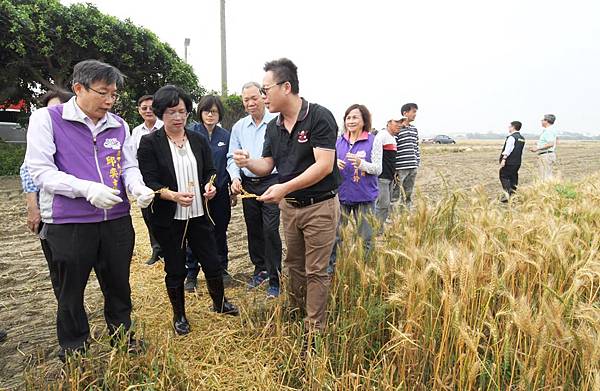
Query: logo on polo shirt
104 138 121 150
356 150 366 158
217 141 226 147
298 130 309 143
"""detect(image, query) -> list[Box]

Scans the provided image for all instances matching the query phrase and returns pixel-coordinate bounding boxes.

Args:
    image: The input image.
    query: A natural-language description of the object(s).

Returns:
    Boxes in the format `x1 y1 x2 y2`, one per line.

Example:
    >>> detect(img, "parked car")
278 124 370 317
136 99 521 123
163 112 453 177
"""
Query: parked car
432 135 456 144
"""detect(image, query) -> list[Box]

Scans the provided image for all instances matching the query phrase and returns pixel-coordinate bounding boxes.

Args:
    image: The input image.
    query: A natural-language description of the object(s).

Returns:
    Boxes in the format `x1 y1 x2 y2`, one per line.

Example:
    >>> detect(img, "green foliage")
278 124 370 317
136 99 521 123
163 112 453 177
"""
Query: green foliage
0 0 205 126
555 184 577 199
220 94 245 130
0 140 25 175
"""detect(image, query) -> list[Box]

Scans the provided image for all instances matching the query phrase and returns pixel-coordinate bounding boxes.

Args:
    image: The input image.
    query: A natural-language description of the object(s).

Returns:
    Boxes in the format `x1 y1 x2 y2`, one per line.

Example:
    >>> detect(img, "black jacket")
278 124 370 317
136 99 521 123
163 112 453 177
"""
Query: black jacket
138 127 216 228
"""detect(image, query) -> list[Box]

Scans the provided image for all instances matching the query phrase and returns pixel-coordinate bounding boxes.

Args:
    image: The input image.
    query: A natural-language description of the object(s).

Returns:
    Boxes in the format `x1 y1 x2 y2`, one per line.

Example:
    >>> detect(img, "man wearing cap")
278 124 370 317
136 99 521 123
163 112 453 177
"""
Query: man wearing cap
374 118 404 226
25 59 155 361
529 114 558 181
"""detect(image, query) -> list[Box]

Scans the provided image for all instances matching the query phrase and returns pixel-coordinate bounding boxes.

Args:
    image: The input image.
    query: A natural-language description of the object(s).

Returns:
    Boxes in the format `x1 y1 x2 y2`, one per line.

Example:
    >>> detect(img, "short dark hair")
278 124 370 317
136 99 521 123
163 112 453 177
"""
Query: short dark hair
197 95 225 123
151 85 193 120
39 88 74 107
343 104 372 133
511 121 522 131
137 94 154 106
72 60 125 88
401 103 418 116
263 58 299 94
544 114 556 124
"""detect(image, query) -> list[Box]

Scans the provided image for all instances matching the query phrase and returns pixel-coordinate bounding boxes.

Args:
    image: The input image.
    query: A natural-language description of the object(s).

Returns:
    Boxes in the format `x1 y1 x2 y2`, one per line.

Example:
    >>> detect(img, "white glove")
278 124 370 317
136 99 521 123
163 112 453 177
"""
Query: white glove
86 182 123 209
132 184 155 209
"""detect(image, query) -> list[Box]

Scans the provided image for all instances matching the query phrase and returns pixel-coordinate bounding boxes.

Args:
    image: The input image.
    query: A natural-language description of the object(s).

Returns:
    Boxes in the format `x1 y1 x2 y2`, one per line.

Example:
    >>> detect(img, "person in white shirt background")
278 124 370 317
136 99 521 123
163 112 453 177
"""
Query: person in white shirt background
131 95 164 265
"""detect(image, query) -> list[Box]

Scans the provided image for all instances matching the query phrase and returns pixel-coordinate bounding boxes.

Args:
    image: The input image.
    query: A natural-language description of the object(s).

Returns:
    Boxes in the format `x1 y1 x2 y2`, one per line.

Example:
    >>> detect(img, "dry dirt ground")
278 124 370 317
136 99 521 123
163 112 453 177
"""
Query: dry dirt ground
0 140 599 389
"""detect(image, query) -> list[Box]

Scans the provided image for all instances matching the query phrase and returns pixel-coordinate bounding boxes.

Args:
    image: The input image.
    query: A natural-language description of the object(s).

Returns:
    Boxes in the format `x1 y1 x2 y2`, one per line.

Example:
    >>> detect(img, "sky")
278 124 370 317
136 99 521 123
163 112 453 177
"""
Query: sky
61 0 600 136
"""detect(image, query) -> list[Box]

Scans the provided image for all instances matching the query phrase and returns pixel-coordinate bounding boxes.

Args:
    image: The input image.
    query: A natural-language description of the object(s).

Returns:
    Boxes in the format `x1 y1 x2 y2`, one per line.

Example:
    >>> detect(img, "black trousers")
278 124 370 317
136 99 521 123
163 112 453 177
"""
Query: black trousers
154 216 222 288
500 164 520 196
39 222 59 300
45 215 135 349
242 175 282 288
141 207 162 255
186 187 231 276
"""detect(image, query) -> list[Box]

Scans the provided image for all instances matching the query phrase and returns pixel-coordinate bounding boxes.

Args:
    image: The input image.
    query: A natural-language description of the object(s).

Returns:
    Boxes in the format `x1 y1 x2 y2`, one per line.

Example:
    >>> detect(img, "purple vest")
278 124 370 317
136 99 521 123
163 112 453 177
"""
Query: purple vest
47 105 130 223
336 131 378 204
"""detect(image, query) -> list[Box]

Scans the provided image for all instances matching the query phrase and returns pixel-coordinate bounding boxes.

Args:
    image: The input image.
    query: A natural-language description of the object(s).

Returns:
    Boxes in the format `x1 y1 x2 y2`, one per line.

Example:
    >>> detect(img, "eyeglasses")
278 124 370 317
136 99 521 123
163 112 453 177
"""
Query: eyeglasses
163 110 190 119
259 81 287 96
203 109 219 116
87 87 119 102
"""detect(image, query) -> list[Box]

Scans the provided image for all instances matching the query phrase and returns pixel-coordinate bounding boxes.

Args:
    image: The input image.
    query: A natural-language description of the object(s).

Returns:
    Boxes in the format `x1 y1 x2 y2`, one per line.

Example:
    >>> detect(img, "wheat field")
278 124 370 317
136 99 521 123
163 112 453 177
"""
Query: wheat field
1 141 599 390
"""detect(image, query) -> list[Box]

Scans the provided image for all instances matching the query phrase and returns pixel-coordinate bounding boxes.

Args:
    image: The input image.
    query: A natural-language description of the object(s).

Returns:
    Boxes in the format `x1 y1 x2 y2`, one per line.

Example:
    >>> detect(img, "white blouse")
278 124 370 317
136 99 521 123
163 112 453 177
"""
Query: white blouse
168 140 204 220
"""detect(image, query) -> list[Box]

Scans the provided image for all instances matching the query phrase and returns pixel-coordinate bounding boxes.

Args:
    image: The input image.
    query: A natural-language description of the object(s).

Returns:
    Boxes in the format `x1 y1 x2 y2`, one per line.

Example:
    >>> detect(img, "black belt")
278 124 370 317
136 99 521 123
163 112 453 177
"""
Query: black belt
241 173 277 183
285 191 337 208
538 150 555 155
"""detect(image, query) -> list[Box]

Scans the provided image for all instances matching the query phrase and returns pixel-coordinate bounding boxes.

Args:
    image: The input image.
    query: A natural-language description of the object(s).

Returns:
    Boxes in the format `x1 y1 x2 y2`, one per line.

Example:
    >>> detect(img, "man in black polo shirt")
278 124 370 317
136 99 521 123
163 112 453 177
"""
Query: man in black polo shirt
499 121 525 201
233 58 340 332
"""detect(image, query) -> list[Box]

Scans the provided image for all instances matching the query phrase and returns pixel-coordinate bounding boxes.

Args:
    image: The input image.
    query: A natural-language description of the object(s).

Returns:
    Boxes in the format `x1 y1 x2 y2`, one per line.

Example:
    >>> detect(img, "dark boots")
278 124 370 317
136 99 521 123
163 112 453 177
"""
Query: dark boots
166 286 190 335
145 248 161 265
206 278 239 316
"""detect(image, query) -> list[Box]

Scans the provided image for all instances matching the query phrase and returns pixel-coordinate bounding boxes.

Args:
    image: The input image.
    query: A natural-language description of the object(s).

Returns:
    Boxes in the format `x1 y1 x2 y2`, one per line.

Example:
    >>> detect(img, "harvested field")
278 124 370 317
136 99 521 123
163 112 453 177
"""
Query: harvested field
1 140 599 389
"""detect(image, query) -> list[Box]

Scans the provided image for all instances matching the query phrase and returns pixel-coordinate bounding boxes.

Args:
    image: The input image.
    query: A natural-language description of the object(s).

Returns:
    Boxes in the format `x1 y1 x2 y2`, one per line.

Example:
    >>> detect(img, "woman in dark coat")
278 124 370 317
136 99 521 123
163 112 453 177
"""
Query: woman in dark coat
138 85 238 335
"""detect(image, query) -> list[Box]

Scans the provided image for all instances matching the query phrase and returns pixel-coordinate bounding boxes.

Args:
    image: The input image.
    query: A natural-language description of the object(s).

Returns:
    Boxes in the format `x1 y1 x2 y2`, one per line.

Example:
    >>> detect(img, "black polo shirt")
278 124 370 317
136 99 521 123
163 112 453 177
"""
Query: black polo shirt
262 98 340 199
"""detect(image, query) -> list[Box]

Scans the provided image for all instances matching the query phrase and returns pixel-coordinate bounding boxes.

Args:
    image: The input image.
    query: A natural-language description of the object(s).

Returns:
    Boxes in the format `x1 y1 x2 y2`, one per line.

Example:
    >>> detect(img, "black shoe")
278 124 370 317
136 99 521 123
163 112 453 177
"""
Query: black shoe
58 345 86 363
184 276 197 292
222 270 233 284
173 315 191 335
206 278 239 316
0 329 6 343
145 249 160 265
110 332 147 354
126 337 147 354
212 300 239 316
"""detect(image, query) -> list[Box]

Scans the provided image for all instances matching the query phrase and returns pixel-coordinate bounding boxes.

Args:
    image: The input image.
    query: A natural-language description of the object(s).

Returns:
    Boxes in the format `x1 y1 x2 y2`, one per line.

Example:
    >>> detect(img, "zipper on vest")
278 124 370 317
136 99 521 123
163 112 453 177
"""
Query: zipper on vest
92 137 108 221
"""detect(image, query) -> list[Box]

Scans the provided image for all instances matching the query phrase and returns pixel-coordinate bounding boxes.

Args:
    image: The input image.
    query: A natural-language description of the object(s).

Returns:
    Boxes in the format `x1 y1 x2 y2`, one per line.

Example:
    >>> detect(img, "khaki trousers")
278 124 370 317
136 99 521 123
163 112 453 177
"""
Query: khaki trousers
280 195 340 331
538 152 556 182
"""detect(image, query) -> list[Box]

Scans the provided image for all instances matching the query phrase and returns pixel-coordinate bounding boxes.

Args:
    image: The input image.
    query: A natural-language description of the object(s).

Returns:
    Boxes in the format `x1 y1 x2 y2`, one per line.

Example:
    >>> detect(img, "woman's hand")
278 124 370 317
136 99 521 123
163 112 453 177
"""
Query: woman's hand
203 183 216 200
346 153 362 169
337 159 346 170
169 191 194 207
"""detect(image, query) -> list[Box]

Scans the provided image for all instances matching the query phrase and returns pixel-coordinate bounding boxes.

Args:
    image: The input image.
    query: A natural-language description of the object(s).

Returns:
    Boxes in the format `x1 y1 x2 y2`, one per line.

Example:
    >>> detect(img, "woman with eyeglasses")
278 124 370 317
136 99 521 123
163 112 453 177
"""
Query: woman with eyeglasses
330 104 382 270
138 85 239 336
184 95 234 290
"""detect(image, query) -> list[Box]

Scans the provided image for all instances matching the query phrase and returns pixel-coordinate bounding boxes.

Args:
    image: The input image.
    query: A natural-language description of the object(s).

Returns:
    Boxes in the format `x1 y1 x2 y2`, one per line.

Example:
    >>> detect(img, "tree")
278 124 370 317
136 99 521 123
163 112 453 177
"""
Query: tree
0 0 205 126
220 94 245 130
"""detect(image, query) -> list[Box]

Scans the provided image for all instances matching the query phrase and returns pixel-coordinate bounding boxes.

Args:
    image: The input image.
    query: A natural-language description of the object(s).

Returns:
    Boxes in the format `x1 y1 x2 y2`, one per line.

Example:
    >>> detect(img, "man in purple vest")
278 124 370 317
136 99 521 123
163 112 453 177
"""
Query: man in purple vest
25 60 154 362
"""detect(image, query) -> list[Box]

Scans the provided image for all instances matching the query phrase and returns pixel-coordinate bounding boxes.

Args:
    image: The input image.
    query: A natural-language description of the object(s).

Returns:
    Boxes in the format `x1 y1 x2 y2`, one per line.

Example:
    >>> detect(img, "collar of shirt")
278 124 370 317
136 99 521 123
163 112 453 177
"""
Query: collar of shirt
244 110 275 130
275 98 310 128
342 130 370 143
194 122 225 140
141 118 163 132
62 96 120 136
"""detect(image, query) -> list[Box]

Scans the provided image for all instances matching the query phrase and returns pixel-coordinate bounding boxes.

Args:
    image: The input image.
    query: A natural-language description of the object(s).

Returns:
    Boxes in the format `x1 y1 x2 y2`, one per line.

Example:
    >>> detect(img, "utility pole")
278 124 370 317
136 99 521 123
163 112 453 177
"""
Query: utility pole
220 0 228 96
184 38 190 63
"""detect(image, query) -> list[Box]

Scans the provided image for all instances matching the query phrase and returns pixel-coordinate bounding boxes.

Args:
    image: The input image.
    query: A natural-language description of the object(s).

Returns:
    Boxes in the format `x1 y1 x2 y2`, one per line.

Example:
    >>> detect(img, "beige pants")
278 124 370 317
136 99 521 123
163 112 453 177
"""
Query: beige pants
280 195 340 331
538 152 556 181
